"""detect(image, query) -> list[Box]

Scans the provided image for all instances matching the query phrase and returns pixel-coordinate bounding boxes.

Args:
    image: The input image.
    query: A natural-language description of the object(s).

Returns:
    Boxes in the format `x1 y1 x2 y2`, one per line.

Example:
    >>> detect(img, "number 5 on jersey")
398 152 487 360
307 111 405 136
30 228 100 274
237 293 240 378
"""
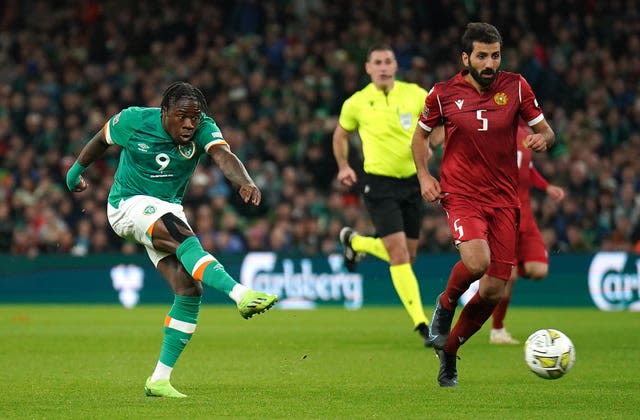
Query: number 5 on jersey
476 110 488 131
453 218 464 239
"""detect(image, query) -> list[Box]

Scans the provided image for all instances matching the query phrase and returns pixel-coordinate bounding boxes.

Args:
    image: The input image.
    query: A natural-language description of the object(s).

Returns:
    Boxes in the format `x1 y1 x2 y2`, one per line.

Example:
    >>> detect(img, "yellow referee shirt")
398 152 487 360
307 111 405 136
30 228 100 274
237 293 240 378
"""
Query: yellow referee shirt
338 80 427 178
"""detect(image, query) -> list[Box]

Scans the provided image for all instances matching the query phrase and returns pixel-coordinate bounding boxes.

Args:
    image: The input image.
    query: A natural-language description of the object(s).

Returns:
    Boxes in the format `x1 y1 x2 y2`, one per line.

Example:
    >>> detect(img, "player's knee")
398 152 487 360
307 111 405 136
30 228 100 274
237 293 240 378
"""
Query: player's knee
387 244 411 265
479 280 504 303
523 263 548 280
528 267 548 281
484 293 503 305
160 212 194 243
463 258 489 278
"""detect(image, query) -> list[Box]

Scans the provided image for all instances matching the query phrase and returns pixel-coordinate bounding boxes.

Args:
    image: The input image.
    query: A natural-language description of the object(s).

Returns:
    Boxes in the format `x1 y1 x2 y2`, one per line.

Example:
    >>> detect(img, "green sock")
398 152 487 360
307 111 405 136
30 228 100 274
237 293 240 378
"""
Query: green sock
176 236 237 294
159 295 201 368
352 235 390 262
389 263 428 327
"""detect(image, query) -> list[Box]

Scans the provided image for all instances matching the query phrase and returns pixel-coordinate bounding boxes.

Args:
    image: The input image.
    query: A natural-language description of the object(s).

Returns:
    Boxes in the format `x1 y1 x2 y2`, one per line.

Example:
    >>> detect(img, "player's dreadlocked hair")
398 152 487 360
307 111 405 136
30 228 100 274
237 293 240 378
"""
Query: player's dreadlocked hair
160 81 209 115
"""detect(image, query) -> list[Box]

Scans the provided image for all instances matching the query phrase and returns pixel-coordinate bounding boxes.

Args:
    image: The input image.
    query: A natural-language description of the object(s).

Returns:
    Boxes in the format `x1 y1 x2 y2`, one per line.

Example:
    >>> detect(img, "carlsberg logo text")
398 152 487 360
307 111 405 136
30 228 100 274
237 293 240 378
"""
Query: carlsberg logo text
240 252 363 309
588 252 640 311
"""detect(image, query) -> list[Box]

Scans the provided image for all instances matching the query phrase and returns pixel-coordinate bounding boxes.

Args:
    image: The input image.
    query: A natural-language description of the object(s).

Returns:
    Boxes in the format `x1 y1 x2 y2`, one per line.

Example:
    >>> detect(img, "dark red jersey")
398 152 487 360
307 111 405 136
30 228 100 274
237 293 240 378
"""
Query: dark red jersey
419 70 544 207
517 124 534 219
517 123 549 222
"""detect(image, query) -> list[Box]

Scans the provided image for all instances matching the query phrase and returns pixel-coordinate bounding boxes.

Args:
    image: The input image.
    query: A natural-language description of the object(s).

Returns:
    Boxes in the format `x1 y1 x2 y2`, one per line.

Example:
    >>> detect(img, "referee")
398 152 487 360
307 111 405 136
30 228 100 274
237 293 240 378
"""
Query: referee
332 44 441 347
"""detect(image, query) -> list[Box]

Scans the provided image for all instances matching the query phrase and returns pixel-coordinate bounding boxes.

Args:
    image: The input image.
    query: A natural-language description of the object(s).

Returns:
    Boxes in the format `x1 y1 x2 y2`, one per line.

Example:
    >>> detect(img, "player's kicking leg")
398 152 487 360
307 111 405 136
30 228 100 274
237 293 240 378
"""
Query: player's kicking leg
237 289 278 319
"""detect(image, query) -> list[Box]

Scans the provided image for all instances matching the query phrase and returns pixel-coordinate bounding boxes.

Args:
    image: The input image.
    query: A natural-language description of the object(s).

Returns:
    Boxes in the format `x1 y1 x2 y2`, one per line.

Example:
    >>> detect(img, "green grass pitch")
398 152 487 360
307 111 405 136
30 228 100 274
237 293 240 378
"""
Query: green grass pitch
1 304 638 419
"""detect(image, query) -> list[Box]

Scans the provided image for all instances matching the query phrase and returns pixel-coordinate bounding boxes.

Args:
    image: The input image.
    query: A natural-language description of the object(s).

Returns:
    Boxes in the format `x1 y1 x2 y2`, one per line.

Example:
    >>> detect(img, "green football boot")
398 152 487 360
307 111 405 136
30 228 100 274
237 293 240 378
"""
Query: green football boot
144 377 187 398
237 290 278 319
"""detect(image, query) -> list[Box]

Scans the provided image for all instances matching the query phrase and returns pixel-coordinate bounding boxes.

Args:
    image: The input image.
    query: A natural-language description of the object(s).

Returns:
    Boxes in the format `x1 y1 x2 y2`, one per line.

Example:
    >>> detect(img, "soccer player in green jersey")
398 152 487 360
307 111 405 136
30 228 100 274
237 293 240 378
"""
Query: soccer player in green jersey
65 82 278 398
332 45 442 347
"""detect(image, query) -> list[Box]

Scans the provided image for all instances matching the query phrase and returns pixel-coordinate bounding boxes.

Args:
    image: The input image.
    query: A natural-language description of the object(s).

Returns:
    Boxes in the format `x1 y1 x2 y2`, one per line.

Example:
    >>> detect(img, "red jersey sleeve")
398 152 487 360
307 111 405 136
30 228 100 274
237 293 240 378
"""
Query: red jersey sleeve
518 75 544 126
418 85 442 132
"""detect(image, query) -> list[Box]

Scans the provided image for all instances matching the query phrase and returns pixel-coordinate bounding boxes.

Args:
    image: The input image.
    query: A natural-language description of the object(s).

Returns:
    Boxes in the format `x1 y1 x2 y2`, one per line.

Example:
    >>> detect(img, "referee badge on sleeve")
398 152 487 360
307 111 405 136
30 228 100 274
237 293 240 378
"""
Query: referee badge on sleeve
399 112 412 130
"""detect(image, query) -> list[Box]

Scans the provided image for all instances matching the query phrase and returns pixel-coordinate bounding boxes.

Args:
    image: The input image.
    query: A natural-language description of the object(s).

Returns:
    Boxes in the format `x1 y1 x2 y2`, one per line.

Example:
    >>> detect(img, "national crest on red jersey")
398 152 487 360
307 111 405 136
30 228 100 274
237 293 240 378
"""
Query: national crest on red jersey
494 92 508 105
418 70 544 208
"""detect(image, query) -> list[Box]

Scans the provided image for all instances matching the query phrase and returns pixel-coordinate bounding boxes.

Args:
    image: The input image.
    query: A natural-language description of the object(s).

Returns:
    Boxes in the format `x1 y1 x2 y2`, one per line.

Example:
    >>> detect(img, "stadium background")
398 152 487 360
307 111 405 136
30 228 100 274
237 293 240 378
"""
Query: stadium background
0 0 639 309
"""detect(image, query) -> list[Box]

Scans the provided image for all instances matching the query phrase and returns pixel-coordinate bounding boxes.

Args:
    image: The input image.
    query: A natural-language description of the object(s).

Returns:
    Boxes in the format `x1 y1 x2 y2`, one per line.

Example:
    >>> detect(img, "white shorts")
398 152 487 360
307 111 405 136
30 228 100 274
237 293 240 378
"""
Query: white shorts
107 195 192 267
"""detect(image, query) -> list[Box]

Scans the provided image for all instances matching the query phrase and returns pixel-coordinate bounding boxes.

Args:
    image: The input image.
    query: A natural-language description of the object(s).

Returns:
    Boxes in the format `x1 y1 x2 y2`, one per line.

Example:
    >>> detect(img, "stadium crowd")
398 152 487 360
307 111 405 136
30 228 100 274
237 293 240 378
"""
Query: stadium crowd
1 0 639 257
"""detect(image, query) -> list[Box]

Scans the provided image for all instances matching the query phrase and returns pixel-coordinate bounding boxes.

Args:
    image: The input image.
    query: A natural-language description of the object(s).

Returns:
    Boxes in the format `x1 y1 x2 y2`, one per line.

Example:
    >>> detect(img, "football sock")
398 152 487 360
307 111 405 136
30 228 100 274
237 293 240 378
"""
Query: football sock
442 261 482 310
151 294 201 381
176 236 237 295
491 295 511 329
351 235 390 262
229 283 250 304
444 292 495 355
390 263 428 327
150 361 172 382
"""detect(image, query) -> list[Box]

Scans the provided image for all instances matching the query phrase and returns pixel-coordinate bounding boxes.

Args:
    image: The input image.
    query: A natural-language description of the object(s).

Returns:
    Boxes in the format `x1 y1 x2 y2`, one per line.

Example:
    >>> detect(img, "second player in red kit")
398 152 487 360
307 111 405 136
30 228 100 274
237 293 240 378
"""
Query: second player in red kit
411 22 556 387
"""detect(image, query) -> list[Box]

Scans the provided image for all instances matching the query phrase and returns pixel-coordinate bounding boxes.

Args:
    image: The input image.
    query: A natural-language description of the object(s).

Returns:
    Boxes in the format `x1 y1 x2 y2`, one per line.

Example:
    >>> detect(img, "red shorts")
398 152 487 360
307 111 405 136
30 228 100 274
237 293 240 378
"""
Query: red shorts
441 194 518 281
517 216 548 265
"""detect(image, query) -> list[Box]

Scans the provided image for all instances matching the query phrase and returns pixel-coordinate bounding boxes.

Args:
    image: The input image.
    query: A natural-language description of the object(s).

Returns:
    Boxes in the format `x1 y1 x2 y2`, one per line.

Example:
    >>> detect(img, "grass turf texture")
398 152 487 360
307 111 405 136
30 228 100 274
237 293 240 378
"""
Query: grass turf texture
1 305 638 419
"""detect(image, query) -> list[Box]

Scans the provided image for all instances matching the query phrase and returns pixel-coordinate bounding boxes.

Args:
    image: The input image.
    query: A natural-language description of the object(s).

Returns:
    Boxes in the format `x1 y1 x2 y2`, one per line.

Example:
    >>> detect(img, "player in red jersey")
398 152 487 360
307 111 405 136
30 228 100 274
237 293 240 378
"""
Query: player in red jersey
411 22 556 387
489 122 566 344
460 122 566 344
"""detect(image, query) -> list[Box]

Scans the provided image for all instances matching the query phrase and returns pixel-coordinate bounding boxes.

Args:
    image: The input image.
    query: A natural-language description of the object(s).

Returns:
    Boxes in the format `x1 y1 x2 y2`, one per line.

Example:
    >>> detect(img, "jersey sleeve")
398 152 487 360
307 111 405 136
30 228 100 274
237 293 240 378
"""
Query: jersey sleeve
338 95 358 132
518 75 545 126
195 114 228 153
104 107 137 146
529 165 549 191
417 85 441 132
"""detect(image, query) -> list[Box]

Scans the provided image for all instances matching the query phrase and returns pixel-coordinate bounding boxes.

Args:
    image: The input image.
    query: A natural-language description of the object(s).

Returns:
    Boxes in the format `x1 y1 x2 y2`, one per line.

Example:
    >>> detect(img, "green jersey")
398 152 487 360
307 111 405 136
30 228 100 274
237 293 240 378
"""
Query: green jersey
338 81 427 178
105 107 226 207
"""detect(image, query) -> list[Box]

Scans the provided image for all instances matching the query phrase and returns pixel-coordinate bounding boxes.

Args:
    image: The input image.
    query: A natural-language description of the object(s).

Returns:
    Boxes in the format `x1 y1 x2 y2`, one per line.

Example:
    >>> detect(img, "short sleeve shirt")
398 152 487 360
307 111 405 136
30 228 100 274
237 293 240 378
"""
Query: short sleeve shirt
339 81 427 178
104 107 227 207
418 70 543 207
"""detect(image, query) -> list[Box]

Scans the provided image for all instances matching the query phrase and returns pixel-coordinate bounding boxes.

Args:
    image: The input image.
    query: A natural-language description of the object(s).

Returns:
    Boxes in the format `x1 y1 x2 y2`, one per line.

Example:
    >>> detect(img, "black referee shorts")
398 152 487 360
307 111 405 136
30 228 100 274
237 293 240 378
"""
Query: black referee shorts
361 173 424 239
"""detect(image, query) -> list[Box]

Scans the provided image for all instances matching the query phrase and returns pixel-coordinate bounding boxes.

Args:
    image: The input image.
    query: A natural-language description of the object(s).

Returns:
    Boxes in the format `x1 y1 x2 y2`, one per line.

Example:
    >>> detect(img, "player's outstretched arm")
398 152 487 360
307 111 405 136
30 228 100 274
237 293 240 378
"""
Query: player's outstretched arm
208 144 261 206
65 128 110 192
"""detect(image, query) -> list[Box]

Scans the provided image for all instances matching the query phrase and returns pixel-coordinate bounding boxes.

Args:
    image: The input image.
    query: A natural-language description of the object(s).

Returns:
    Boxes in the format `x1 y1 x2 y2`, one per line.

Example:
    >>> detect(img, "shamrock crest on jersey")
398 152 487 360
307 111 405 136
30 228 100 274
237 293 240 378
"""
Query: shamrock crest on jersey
178 142 196 159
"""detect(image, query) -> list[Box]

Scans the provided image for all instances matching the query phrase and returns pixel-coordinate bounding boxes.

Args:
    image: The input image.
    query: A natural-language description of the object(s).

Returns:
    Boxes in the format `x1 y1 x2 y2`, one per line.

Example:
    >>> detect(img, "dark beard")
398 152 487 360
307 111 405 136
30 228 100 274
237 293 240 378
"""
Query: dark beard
468 66 497 89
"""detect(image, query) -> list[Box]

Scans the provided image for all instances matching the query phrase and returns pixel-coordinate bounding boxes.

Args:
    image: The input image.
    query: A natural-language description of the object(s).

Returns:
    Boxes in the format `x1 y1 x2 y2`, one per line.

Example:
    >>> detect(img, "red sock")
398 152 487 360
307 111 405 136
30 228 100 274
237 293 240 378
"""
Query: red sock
444 292 495 355
441 261 482 310
491 295 510 329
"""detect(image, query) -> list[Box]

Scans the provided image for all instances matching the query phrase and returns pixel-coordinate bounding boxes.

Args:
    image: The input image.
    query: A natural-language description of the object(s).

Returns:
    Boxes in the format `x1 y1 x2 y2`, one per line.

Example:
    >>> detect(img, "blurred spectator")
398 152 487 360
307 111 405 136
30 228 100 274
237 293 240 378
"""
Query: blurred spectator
0 202 14 252
0 0 639 256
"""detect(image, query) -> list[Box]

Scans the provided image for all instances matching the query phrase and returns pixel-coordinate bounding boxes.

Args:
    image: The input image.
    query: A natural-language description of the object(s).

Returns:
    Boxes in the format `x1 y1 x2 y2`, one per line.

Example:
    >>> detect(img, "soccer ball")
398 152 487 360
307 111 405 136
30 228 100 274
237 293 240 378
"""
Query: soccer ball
524 329 575 379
